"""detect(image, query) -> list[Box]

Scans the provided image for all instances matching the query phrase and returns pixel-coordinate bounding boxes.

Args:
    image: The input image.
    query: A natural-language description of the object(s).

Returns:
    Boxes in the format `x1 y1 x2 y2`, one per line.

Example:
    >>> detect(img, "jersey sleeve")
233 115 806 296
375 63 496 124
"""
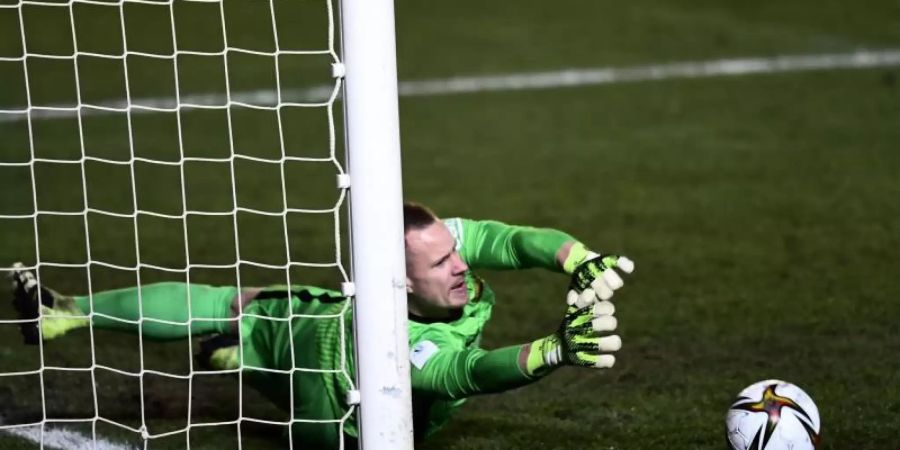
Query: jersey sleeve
444 217 577 272
409 333 537 400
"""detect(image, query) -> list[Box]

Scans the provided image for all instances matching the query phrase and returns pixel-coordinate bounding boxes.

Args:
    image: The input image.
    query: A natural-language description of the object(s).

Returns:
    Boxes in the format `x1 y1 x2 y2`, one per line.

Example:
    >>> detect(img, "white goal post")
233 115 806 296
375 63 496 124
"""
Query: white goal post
341 0 415 448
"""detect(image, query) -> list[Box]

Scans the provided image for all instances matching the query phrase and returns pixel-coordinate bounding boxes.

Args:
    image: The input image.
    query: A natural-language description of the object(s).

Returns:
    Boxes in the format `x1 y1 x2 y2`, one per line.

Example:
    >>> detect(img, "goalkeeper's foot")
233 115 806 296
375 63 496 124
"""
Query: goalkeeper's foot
8 262 88 345
196 334 241 371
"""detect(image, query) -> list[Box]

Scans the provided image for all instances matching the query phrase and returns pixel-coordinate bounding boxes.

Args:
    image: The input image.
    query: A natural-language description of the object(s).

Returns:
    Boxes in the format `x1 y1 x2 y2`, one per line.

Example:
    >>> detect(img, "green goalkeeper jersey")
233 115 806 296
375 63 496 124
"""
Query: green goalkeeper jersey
241 217 574 446
405 217 574 439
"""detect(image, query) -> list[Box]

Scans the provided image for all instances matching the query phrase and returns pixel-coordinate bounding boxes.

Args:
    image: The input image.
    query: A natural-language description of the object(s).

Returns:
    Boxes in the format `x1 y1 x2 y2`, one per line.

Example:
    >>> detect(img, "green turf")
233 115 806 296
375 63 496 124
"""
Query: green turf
2 0 900 449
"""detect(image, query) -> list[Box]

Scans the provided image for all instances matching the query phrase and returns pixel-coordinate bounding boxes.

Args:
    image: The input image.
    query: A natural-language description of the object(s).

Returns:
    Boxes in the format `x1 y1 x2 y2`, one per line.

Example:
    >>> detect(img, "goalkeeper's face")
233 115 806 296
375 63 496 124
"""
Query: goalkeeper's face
405 221 470 317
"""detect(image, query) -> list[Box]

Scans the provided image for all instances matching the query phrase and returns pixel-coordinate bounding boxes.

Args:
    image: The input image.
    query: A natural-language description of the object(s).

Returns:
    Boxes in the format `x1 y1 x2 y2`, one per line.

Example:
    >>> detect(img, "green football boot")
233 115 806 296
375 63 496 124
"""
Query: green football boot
196 334 241 371
9 262 88 344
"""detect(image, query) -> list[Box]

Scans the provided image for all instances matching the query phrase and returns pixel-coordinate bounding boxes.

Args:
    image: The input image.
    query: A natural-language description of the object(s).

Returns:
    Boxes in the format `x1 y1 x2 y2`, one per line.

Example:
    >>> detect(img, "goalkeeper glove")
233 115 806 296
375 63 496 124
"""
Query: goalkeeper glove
524 300 620 376
563 243 634 308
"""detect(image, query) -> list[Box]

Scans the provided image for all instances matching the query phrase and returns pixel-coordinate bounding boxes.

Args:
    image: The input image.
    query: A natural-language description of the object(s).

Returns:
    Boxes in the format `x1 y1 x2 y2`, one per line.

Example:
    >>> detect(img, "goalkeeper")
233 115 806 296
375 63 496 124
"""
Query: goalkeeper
8 202 634 448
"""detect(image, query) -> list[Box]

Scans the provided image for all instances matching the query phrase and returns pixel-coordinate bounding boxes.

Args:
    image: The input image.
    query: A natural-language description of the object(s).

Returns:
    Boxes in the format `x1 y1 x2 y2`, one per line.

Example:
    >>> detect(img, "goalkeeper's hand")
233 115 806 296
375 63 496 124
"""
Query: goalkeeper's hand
563 243 635 308
524 301 620 375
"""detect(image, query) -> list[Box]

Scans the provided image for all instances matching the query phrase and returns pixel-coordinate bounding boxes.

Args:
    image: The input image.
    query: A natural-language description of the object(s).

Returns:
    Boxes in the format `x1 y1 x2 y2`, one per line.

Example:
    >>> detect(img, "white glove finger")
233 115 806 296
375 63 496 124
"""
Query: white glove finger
593 354 616 369
575 289 597 308
566 289 579 306
590 279 614 301
592 300 615 317
597 334 622 352
602 268 624 290
591 315 617 333
616 256 635 274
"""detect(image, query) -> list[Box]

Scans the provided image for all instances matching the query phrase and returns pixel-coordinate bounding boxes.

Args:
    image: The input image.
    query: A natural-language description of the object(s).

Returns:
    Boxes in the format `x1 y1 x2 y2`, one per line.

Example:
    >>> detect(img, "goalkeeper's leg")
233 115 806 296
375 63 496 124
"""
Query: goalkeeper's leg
9 263 238 343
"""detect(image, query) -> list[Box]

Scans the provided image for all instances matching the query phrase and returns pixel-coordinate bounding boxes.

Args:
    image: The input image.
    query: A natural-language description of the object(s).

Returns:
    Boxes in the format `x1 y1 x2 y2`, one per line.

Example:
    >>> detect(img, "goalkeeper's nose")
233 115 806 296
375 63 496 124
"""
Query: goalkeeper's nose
450 252 468 275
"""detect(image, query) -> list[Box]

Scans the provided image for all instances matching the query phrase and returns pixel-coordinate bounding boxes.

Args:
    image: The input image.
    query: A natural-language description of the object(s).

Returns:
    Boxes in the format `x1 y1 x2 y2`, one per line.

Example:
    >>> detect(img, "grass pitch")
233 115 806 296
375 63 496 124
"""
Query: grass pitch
2 0 900 449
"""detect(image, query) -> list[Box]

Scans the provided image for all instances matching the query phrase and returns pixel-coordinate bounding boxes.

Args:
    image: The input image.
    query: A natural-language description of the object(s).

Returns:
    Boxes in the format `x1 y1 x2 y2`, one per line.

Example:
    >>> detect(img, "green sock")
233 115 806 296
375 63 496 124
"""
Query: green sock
73 282 236 341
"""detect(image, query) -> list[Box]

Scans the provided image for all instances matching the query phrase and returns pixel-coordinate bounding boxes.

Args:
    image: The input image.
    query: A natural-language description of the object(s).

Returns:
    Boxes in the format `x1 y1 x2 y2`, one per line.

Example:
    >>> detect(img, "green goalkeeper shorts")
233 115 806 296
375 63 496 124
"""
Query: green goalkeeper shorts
237 285 358 448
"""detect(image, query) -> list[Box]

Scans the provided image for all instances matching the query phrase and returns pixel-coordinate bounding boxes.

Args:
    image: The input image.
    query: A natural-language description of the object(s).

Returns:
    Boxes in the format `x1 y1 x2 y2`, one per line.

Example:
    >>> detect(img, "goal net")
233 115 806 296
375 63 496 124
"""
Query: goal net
0 0 410 448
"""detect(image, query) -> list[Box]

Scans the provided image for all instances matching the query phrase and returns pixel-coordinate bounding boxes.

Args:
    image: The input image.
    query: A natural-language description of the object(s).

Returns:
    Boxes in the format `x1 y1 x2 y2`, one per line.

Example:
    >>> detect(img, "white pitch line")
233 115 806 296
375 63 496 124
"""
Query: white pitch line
0 419 134 450
398 48 900 96
1 49 899 123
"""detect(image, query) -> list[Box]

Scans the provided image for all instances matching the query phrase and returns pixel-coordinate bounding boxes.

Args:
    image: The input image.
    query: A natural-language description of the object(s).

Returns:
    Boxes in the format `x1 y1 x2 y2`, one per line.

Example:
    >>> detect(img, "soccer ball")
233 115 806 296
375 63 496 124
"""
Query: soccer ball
725 379 821 450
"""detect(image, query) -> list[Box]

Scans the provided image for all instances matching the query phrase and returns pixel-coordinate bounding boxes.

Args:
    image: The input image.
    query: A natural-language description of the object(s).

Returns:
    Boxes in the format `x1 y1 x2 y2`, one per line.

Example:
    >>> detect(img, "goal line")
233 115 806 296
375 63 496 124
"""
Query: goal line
0 417 132 450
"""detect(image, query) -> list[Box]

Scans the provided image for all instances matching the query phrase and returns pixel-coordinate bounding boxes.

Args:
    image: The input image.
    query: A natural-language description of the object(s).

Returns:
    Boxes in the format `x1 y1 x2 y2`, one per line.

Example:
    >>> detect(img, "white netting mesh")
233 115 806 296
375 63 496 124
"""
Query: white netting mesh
0 0 354 448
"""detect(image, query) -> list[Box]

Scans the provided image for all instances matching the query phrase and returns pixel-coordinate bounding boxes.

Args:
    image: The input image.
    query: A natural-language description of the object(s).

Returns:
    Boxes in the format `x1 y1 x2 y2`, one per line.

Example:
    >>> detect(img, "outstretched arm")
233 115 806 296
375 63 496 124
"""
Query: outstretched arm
410 344 533 399
446 218 635 306
409 301 620 400
446 218 579 272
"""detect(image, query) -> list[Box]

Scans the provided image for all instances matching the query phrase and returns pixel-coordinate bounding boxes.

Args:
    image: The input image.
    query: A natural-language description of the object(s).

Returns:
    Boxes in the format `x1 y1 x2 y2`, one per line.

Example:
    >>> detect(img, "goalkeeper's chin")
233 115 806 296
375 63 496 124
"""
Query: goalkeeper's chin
447 283 469 309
